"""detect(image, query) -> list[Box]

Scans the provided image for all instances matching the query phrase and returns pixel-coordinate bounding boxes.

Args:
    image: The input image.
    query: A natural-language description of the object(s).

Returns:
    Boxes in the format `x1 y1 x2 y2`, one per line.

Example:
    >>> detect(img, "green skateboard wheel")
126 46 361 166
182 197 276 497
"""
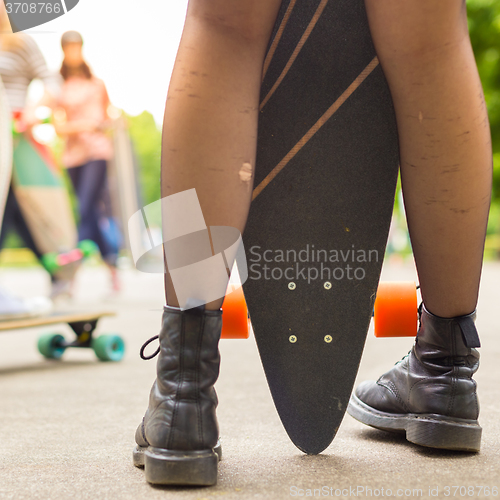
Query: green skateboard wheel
78 239 99 258
92 334 125 362
37 333 66 359
41 252 59 274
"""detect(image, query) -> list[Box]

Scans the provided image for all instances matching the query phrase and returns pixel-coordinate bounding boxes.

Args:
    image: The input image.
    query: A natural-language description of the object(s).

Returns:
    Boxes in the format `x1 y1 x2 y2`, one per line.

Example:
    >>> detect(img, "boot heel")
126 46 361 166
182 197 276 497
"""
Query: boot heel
407 418 482 452
133 445 146 468
133 439 222 469
144 447 218 485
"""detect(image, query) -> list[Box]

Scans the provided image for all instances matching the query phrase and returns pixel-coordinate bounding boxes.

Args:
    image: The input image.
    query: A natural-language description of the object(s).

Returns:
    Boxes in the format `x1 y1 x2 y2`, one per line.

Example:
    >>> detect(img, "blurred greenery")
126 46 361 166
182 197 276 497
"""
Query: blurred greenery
466 0 500 256
123 110 161 208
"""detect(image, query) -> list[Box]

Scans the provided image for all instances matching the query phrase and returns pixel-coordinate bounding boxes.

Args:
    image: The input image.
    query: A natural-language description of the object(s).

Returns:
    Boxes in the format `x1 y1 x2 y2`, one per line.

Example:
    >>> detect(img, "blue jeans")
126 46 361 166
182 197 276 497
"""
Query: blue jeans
0 184 43 260
67 159 119 266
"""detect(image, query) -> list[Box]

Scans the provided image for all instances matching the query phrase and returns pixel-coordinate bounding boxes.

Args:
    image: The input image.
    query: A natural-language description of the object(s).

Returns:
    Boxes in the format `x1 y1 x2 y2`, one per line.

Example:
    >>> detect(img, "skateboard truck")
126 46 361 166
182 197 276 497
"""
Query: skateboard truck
62 318 99 347
33 312 125 362
222 281 420 340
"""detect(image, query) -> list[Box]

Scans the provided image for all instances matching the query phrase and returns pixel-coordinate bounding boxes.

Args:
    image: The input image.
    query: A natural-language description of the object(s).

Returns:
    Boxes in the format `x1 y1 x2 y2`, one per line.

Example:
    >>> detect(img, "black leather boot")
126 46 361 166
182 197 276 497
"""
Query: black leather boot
133 305 223 485
348 303 482 451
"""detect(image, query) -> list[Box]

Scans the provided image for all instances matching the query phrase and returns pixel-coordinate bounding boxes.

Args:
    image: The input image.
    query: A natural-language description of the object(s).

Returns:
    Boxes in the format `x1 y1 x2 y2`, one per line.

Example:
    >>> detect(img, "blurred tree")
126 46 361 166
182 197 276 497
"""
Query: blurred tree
123 110 161 206
467 0 500 201
467 0 500 255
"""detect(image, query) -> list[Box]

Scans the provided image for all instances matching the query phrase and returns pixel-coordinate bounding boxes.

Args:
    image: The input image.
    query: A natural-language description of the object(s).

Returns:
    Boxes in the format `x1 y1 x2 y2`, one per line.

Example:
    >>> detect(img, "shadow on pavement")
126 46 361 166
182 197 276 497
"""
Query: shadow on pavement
0 359 98 376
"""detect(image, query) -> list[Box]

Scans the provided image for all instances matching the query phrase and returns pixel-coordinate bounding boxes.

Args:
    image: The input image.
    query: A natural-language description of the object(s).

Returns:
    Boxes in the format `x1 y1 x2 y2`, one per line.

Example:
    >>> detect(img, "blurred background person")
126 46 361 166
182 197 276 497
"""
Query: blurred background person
0 3 58 317
52 30 121 292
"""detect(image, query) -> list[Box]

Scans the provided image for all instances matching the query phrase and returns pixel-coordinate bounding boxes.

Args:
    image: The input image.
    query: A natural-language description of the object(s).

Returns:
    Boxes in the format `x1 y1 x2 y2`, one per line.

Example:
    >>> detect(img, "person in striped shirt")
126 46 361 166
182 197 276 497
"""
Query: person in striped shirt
0 21 61 114
0 4 64 301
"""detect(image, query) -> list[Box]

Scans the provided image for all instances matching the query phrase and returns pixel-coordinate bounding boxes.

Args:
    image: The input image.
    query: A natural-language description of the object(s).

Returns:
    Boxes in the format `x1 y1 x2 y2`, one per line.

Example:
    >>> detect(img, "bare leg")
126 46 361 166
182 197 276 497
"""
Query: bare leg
160 0 282 310
364 0 492 318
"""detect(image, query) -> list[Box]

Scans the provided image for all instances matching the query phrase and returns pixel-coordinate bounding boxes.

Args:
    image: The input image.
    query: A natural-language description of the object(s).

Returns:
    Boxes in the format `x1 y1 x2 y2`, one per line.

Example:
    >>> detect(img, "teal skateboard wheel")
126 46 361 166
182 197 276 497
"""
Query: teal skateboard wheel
37 333 66 359
78 239 99 258
92 334 125 362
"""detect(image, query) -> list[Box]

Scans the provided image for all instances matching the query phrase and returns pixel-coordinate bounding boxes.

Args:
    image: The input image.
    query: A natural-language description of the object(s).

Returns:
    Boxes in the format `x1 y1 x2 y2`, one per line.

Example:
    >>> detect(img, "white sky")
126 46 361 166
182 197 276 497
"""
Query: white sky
24 0 189 128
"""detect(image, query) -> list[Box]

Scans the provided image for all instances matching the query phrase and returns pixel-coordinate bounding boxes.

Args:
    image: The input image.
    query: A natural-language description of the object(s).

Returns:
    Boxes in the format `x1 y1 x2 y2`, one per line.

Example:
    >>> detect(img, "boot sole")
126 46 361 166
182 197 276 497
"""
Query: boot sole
347 394 481 452
133 439 222 486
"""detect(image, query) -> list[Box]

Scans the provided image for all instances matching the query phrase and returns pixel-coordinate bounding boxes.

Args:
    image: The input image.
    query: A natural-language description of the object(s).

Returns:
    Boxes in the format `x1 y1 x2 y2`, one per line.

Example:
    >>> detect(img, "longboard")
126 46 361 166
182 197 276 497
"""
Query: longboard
0 77 12 223
0 310 125 362
242 0 400 454
11 112 78 260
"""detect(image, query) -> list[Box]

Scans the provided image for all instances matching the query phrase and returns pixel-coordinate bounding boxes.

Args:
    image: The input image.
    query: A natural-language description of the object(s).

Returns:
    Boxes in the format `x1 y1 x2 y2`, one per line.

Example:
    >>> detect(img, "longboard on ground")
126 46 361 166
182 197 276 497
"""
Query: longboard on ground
241 0 400 454
0 310 125 362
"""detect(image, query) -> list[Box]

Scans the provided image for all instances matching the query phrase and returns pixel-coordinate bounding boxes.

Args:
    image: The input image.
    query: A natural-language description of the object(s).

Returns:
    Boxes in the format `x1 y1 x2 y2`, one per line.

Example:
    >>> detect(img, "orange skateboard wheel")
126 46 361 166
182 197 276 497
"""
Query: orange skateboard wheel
221 284 249 339
374 281 418 337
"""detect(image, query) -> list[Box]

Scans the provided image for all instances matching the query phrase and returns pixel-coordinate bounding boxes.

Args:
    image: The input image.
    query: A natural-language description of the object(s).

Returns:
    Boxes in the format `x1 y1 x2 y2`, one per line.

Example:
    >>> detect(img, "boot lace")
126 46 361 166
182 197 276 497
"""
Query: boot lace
140 335 160 360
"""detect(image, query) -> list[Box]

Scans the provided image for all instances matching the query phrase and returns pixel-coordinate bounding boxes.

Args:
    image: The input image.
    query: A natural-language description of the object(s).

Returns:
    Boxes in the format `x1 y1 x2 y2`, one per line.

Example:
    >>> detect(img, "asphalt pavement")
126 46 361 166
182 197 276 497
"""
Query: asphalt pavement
0 259 498 500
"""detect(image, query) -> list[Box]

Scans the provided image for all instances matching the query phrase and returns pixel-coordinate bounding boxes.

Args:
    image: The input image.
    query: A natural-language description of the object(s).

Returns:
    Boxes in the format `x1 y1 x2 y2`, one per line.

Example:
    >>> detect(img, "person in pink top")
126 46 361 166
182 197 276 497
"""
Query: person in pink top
52 31 120 291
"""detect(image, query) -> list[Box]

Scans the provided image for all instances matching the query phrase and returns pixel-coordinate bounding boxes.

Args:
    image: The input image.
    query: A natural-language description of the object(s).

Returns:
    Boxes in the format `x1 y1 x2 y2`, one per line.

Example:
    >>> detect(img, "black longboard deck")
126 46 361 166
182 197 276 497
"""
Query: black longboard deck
242 0 400 454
